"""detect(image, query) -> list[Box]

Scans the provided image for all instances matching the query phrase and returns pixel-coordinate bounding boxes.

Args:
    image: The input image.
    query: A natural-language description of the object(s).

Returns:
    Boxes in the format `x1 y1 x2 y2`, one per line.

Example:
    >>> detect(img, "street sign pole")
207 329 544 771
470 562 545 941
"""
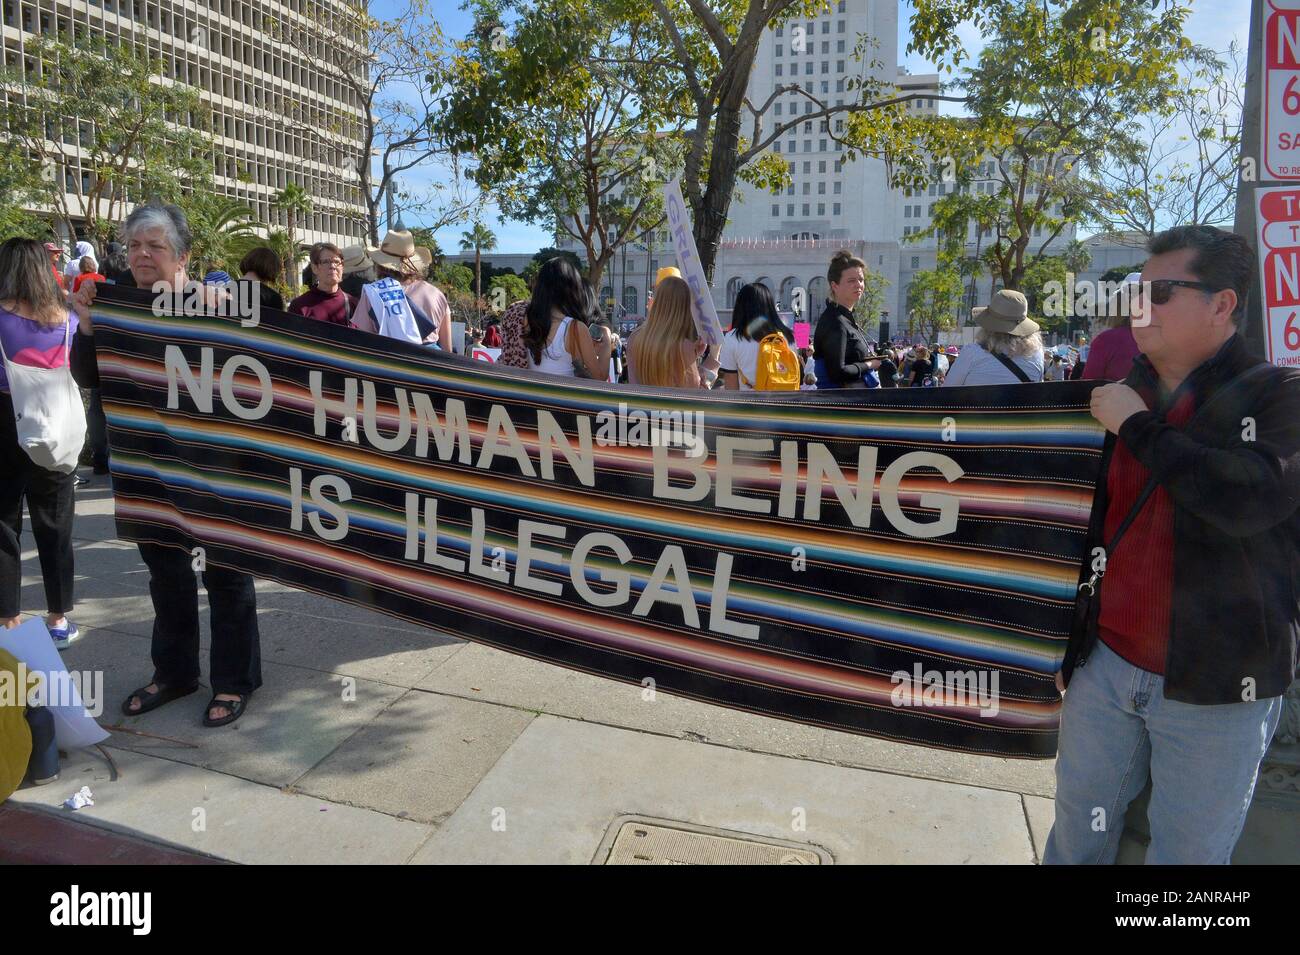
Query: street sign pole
1237 0 1266 358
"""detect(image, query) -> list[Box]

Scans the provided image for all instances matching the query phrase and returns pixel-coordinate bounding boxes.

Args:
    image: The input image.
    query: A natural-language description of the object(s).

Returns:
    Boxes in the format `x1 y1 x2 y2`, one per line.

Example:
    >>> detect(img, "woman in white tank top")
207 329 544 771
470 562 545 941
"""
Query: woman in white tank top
529 315 579 375
523 259 612 379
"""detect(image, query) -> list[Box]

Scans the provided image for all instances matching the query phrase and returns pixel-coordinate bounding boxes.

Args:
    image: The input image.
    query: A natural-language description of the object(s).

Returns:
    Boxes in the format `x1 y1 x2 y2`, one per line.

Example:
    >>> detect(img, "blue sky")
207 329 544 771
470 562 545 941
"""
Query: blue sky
396 0 1252 253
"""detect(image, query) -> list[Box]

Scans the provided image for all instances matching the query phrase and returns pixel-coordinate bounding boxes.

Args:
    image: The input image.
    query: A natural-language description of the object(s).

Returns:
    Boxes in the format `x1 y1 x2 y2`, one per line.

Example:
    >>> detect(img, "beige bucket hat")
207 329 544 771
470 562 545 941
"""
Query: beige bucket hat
972 289 1039 337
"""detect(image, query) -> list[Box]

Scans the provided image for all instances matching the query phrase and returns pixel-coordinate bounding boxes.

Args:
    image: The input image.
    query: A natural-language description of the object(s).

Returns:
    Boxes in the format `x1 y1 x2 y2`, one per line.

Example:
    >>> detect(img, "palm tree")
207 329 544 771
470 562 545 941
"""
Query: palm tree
184 196 259 278
272 182 313 290
459 221 497 321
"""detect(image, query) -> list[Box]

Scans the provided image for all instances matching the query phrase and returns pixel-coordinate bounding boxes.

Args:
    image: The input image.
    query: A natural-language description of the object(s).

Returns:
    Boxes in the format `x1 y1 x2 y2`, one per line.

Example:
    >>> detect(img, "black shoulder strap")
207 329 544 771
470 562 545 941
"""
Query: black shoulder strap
991 350 1034 383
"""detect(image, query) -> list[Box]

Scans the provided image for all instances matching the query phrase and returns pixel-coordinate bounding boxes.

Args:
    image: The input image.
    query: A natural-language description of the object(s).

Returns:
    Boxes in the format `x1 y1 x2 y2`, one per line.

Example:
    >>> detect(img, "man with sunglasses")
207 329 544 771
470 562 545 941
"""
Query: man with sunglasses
1046 225 1300 864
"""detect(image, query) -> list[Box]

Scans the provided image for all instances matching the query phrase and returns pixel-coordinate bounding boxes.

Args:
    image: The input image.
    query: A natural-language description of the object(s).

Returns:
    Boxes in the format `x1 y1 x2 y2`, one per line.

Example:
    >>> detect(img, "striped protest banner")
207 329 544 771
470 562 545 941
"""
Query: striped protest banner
89 286 1105 757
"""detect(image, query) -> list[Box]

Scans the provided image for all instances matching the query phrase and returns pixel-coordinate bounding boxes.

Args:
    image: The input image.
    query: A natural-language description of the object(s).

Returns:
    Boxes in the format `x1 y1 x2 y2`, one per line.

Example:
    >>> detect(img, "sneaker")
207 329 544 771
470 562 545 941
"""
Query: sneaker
48 620 81 651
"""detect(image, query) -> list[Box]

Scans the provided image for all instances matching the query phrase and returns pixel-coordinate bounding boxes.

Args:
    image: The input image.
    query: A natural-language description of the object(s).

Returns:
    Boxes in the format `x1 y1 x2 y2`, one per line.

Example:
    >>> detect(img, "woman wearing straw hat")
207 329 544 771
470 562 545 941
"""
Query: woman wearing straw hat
942 289 1045 386
350 230 452 350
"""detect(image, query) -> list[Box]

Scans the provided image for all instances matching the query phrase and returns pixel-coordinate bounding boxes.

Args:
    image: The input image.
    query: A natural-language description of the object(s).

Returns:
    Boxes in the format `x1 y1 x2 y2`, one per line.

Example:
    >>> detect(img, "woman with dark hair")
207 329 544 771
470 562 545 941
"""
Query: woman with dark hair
100 242 130 284
238 246 286 311
70 202 262 728
0 238 83 649
813 250 883 388
719 283 793 390
523 258 611 378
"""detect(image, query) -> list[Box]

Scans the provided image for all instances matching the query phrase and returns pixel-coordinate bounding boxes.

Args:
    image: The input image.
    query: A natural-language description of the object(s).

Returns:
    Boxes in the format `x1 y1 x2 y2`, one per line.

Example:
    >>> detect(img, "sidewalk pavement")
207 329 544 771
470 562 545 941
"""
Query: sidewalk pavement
3 478 1293 864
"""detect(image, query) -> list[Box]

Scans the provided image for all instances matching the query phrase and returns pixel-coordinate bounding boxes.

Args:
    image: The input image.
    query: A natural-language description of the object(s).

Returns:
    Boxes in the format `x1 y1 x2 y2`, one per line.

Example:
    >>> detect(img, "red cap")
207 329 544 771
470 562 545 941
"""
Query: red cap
44 242 61 253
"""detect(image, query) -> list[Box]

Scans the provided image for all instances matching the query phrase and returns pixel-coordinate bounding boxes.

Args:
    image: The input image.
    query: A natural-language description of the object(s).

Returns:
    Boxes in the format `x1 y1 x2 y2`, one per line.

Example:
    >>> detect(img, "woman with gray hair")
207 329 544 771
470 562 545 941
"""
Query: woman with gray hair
942 289 1045 386
69 201 263 728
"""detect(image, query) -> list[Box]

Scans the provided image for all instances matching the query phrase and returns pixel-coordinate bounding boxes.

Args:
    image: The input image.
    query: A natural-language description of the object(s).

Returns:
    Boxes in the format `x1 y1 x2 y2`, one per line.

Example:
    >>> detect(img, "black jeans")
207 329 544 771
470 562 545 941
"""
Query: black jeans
137 542 262 697
0 392 75 618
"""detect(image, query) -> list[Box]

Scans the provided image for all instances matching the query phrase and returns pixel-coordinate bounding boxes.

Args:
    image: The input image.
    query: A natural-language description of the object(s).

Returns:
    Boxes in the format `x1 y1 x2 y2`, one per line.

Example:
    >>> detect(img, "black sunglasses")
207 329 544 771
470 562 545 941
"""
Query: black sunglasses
1133 279 1224 306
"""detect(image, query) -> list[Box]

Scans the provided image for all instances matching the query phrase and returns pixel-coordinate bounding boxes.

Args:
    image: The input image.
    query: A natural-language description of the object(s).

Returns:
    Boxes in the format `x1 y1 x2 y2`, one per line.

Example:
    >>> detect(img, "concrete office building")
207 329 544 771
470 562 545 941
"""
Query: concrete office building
552 0 1074 337
1 0 369 245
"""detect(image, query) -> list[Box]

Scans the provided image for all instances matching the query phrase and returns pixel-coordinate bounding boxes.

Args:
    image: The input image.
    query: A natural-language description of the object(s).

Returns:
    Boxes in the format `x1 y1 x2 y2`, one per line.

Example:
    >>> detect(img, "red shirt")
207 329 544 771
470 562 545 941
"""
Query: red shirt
288 288 356 326
1097 388 1195 673
1081 325 1141 382
73 272 105 293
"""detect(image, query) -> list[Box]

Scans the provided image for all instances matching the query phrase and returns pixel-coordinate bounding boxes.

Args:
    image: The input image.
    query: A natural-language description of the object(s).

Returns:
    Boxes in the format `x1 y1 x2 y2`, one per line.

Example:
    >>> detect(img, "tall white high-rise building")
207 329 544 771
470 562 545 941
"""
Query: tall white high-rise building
544 0 1075 335
1 0 369 245
725 0 898 244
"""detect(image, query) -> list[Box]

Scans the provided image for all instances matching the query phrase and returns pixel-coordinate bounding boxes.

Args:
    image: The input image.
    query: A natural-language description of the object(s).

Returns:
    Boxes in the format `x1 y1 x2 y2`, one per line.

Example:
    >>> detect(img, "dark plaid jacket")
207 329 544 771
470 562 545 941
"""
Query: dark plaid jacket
1063 334 1300 703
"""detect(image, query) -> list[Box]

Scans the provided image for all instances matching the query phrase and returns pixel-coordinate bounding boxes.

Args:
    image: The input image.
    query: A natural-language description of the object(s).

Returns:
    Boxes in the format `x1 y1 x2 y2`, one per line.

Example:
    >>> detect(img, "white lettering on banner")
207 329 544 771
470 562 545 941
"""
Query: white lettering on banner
308 370 357 438
361 380 411 452
394 497 760 640
289 468 351 541
165 344 213 412
166 345 272 419
218 354 273 420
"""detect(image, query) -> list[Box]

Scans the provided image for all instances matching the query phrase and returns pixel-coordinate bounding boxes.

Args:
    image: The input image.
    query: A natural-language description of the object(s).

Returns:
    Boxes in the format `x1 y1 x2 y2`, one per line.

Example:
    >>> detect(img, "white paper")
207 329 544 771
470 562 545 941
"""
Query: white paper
0 618 109 750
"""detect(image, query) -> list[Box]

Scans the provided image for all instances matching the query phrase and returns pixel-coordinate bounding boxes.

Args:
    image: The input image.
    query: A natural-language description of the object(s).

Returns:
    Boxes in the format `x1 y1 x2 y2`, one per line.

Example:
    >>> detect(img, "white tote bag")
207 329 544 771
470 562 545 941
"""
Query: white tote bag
0 317 87 473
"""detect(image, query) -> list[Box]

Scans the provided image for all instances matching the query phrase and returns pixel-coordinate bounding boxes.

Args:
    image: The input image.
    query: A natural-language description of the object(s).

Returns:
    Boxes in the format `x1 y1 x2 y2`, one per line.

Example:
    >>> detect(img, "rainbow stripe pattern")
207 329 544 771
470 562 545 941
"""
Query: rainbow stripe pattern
90 286 1106 757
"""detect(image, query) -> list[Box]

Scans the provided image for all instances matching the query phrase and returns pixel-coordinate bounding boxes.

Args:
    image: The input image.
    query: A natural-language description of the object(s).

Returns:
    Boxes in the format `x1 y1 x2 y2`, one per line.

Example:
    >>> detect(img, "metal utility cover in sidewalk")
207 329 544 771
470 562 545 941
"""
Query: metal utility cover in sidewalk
595 815 831 865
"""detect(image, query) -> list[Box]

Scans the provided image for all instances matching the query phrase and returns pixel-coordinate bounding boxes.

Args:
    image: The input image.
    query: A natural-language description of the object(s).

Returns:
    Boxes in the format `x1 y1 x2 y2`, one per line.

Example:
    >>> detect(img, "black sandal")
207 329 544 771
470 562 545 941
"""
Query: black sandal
202 693 249 728
121 682 198 717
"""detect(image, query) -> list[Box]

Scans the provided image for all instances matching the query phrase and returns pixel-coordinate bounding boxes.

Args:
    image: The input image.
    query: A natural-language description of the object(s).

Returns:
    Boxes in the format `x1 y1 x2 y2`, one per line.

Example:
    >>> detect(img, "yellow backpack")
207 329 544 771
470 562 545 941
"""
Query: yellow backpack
754 333 801 390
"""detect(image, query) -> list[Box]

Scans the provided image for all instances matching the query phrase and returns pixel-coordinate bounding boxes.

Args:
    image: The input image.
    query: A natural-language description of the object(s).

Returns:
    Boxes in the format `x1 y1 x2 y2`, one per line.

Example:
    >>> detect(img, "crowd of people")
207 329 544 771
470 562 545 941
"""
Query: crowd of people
2 203 1296 867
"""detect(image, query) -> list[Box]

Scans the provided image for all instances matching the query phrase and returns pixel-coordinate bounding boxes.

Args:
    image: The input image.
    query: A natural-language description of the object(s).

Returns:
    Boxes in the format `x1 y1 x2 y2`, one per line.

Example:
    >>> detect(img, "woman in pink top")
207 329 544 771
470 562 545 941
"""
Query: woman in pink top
0 238 80 648
1082 271 1143 382
349 230 452 350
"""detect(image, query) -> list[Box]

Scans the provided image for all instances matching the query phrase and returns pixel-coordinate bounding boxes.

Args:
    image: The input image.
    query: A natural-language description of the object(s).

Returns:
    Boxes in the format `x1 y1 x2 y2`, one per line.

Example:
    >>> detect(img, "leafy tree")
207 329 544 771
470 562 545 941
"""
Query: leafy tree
272 183 313 289
522 247 586 284
432 261 475 292
271 0 480 243
488 272 530 310
0 36 212 247
643 0 975 280
1093 43 1242 237
908 0 1197 291
906 267 963 341
1020 255 1069 334
442 0 678 287
440 0 974 281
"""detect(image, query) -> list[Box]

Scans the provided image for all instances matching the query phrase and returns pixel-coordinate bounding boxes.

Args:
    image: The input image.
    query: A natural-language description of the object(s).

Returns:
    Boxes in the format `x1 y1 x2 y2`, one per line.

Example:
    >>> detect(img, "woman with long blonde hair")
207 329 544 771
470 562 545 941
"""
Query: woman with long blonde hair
627 276 704 388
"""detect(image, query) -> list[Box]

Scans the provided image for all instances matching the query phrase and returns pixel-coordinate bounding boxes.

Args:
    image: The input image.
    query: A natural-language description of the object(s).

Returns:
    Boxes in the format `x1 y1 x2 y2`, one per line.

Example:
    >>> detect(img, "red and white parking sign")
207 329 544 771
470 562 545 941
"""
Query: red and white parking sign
1264 0 1300 180
1255 186 1300 366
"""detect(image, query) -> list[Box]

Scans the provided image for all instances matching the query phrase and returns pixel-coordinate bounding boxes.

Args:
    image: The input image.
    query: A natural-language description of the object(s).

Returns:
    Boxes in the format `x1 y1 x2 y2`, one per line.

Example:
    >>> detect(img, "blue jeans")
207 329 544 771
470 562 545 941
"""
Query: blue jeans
1044 641 1281 865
